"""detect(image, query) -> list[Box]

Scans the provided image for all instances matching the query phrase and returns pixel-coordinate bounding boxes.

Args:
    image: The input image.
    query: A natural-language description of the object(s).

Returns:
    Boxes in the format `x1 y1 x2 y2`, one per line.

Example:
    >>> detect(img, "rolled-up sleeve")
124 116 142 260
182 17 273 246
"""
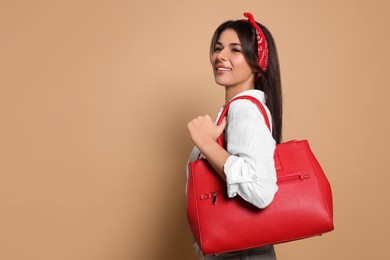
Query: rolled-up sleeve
223 99 278 209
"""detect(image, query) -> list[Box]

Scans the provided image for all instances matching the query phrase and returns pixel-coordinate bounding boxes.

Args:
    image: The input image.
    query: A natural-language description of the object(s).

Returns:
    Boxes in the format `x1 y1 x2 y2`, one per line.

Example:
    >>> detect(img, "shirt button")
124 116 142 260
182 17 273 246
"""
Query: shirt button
252 175 257 180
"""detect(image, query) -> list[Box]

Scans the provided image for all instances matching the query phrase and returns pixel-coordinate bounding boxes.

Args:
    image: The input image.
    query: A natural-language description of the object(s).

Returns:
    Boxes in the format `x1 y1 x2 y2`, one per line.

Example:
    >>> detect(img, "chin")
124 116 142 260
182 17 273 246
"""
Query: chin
214 76 231 87
215 80 228 87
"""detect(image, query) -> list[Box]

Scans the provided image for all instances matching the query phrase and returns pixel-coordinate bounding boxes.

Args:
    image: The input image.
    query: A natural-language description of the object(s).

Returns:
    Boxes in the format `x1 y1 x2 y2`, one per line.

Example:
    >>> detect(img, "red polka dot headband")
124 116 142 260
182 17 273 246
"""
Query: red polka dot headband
243 12 269 78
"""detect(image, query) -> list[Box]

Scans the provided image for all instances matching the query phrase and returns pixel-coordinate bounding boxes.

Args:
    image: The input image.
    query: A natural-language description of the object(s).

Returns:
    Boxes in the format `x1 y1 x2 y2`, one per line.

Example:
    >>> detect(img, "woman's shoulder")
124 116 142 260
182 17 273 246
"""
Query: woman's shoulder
228 89 272 128
229 89 265 112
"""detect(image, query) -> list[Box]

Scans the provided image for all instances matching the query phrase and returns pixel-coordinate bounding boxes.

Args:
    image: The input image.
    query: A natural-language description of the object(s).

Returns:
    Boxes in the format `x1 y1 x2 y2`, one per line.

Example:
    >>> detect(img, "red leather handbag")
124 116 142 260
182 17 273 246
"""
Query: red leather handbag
186 95 334 255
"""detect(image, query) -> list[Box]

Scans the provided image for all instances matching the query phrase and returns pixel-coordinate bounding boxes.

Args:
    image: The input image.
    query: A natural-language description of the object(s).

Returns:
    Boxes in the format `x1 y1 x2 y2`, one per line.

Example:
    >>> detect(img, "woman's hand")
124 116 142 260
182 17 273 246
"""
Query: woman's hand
187 115 229 180
187 115 227 150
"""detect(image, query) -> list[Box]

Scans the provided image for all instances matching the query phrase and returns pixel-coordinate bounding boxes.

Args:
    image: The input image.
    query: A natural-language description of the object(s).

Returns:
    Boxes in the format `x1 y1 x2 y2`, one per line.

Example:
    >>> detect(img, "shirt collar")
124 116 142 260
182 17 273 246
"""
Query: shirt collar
230 89 266 103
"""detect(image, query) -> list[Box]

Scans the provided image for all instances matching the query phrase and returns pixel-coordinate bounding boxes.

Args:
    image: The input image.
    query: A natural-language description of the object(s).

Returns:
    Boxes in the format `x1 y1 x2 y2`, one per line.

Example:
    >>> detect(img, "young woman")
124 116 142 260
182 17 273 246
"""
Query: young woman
187 13 282 259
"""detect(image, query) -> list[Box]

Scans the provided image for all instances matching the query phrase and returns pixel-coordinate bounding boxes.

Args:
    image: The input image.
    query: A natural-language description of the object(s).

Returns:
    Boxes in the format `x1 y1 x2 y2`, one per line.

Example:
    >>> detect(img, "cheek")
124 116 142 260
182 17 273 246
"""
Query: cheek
233 57 252 72
210 53 216 60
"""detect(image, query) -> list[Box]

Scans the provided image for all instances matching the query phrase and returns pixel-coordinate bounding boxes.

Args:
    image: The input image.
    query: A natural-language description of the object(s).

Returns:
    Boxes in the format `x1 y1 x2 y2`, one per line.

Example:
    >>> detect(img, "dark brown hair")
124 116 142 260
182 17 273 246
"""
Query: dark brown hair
210 20 283 144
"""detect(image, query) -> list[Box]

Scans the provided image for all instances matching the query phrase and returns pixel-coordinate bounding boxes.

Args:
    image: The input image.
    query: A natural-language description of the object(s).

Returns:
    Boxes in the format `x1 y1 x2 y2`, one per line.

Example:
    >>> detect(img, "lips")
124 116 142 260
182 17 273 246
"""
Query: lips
215 65 232 72
216 67 232 71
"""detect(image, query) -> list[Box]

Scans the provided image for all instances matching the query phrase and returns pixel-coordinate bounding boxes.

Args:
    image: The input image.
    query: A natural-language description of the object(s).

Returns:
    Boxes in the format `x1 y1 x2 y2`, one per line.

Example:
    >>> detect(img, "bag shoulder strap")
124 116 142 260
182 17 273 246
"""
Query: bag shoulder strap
217 95 271 130
216 95 271 147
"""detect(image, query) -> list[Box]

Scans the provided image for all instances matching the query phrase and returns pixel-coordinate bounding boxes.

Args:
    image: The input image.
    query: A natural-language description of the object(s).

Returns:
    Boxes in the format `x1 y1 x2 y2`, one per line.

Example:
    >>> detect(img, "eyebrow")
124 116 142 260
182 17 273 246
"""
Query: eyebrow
216 41 242 47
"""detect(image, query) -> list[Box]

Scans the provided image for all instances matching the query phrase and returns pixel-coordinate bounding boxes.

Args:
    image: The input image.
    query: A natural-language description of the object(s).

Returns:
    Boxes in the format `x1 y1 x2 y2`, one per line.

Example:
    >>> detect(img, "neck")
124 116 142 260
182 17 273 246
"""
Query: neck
223 74 256 103
225 85 254 104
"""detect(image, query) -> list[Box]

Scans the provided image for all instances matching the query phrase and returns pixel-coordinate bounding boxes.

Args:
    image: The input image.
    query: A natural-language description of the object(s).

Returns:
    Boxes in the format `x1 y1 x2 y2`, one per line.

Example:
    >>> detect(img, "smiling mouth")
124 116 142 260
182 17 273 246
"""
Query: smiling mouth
216 67 232 71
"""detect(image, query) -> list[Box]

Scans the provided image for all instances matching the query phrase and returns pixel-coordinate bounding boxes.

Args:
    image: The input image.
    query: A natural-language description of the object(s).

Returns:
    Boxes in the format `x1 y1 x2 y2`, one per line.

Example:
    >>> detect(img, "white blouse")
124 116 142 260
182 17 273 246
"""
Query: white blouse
187 89 278 209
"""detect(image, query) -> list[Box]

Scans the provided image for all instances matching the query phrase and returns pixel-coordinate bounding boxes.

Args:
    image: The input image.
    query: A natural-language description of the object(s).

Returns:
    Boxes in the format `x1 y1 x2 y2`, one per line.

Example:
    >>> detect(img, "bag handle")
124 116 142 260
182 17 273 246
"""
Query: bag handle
216 95 271 147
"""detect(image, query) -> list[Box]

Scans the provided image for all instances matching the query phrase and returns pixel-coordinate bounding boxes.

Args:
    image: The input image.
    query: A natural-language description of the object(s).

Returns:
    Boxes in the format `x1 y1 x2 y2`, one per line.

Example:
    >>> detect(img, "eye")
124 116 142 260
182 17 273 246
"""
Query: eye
214 46 223 52
232 48 242 53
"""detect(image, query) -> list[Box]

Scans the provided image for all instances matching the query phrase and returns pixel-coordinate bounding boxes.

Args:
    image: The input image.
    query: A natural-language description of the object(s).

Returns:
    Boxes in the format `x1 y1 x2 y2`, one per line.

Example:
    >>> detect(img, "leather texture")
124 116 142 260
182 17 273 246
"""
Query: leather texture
186 96 334 255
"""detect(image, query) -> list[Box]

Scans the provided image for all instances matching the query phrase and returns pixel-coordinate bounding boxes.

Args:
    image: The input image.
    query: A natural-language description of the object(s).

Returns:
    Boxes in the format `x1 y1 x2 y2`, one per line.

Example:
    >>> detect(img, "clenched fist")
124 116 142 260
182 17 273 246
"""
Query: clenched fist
187 115 227 150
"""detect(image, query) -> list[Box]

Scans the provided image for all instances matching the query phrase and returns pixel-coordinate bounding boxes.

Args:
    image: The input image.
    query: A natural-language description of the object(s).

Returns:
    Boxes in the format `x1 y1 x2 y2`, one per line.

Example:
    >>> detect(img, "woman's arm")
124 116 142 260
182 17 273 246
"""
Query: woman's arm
187 99 277 209
224 99 277 208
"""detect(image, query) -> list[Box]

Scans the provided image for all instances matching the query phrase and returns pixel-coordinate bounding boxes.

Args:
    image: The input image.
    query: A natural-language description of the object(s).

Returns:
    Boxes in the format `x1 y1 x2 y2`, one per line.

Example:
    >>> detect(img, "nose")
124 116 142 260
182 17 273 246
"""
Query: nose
217 49 228 62
218 55 226 61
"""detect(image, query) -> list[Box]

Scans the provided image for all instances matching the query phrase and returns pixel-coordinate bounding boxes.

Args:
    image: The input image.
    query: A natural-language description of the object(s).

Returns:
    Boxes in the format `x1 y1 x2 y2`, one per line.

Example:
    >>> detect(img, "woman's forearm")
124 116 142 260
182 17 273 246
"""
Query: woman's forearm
198 141 230 182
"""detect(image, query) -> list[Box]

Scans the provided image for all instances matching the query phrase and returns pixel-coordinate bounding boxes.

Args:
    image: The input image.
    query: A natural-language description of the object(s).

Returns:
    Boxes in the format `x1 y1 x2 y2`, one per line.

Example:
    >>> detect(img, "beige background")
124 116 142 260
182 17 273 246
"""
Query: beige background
1 1 389 259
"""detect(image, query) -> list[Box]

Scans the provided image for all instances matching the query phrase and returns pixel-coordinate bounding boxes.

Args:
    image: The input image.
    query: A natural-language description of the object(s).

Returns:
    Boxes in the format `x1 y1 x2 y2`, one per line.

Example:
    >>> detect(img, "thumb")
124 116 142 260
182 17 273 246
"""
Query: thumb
216 117 227 135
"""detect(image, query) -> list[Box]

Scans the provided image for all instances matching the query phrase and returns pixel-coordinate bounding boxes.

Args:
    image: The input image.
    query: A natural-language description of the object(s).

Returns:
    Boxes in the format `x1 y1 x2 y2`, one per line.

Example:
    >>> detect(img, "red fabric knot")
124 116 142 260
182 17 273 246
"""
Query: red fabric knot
243 12 269 79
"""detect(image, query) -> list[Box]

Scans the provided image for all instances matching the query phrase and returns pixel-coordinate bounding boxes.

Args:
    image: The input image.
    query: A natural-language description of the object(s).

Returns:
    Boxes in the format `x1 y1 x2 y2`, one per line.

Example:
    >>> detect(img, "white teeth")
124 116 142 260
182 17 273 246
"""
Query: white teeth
217 68 231 71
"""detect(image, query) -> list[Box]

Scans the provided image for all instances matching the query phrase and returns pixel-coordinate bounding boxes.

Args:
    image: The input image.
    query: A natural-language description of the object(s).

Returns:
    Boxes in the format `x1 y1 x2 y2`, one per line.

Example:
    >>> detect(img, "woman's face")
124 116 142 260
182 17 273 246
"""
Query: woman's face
210 29 255 90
